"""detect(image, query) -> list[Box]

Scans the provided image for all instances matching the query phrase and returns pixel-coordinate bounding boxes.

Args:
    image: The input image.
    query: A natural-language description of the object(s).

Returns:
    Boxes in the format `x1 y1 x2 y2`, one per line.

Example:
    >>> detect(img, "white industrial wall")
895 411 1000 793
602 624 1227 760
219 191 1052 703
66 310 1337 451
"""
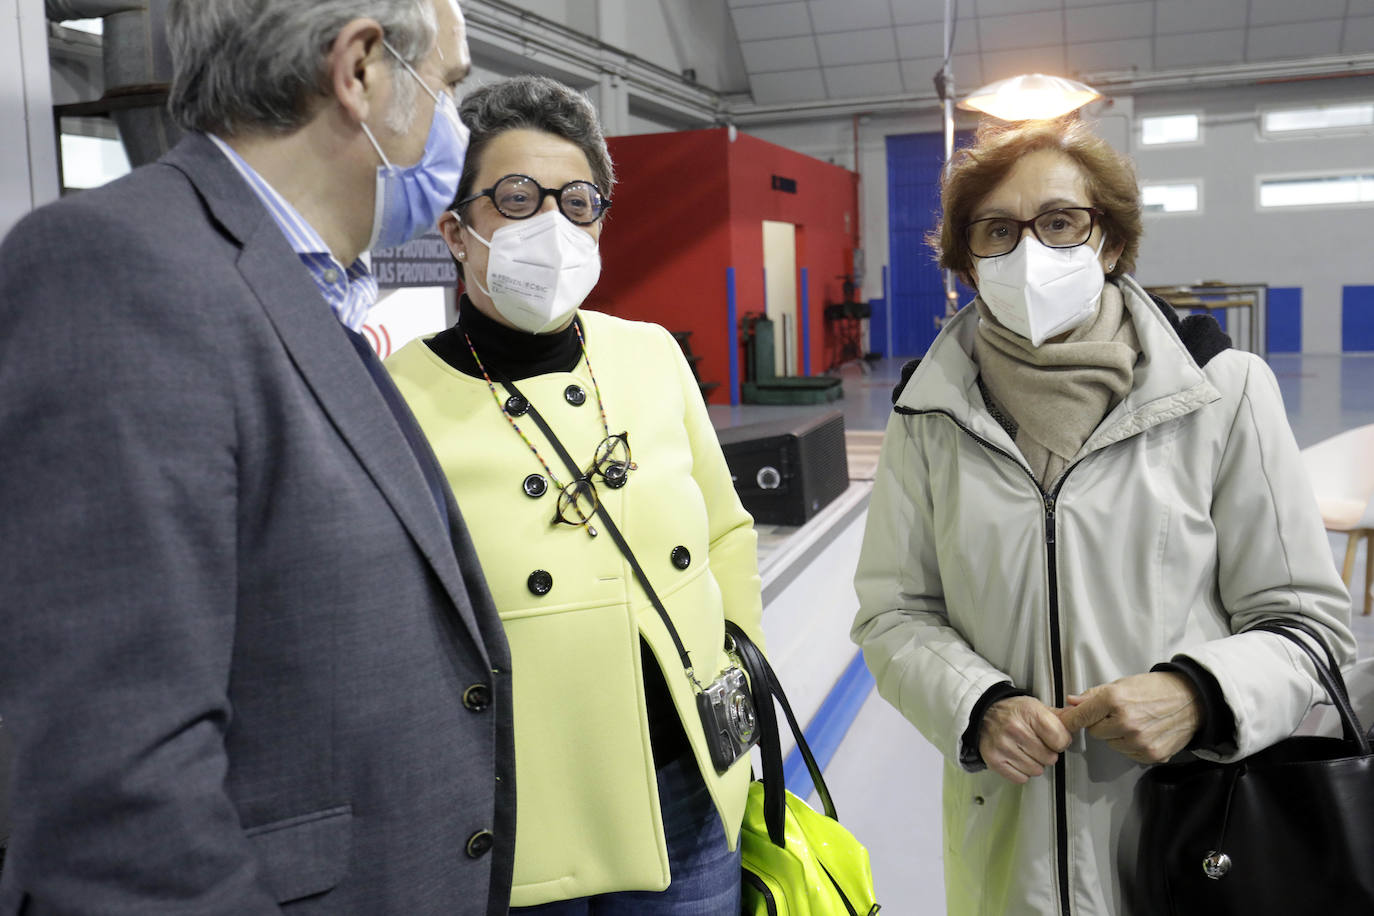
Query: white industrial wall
747 73 1374 355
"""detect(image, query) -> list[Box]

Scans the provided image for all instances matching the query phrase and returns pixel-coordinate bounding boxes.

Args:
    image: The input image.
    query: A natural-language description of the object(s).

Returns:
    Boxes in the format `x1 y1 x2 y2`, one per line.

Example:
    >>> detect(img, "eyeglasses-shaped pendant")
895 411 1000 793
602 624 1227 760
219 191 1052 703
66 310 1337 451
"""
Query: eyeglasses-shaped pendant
554 477 600 537
550 434 636 537
593 433 635 490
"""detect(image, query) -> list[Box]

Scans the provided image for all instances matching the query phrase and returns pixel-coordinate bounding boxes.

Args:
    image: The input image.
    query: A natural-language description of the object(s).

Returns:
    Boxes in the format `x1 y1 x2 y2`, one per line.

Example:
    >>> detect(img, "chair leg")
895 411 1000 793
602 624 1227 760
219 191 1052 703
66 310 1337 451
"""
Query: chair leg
1344 533 1360 587
1364 530 1373 617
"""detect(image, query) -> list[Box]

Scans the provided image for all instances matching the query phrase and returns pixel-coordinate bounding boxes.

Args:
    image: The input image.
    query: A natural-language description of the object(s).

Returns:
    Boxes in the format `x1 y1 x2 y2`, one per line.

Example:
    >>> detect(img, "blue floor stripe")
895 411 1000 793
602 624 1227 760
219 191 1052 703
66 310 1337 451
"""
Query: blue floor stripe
782 650 876 801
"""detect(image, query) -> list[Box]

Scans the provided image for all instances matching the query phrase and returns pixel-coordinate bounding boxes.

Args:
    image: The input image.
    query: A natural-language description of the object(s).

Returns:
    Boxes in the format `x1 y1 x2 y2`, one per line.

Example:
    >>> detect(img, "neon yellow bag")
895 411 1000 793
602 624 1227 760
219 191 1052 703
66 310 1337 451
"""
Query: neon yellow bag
727 623 881 916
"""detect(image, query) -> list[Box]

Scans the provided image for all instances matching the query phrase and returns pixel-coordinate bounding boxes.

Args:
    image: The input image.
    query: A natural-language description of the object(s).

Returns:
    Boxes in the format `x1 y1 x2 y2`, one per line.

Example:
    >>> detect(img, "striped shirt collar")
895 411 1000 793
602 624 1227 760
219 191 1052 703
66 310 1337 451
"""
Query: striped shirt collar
208 134 377 331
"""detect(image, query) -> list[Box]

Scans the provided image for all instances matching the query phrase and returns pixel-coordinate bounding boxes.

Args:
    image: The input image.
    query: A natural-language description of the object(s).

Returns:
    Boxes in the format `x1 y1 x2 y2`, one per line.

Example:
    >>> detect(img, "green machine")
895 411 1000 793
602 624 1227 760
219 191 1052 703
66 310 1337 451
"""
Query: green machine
741 316 843 405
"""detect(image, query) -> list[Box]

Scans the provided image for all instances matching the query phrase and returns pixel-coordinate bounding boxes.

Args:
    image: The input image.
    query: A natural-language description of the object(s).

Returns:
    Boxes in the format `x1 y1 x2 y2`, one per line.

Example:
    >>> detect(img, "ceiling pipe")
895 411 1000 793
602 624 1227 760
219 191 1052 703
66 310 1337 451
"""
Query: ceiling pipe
44 0 143 19
1081 53 1374 95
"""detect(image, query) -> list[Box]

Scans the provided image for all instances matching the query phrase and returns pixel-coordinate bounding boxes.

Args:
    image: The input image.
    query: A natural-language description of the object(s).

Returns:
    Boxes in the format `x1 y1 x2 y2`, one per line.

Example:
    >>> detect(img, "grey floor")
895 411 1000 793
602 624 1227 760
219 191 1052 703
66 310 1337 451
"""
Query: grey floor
711 351 1374 914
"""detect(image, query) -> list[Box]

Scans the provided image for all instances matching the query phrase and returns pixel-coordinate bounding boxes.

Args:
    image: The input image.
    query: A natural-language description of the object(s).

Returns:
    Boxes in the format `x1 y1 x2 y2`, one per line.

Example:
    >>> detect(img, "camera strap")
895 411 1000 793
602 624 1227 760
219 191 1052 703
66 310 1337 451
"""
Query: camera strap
497 376 702 690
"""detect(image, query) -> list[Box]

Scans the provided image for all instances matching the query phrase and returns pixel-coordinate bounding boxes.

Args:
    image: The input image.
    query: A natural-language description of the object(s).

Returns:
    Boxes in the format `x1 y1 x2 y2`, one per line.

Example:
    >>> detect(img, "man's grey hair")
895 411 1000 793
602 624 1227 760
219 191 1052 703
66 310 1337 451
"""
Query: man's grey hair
453 75 616 214
166 0 437 137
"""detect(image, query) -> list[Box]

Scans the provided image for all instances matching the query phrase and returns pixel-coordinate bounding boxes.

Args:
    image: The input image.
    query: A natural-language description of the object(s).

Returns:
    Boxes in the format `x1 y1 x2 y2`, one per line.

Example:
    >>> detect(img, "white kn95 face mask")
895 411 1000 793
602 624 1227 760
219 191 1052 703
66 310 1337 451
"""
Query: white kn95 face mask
975 235 1107 347
465 209 601 334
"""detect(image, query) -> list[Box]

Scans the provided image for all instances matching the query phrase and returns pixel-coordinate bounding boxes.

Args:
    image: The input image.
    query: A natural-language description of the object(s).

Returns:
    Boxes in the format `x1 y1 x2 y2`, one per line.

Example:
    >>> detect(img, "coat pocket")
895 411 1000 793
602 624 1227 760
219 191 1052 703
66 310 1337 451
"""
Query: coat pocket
245 805 352 904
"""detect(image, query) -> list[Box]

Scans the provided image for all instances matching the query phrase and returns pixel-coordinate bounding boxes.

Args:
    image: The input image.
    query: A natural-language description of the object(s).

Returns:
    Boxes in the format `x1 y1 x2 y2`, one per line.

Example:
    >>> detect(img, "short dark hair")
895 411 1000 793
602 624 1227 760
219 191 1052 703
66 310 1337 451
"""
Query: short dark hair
452 75 615 213
931 116 1143 283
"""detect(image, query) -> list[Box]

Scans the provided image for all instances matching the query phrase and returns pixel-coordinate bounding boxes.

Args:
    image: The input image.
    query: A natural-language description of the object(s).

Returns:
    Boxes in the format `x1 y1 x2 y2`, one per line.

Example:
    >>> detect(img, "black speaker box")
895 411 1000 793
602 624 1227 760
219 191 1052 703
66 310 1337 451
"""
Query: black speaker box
715 410 849 527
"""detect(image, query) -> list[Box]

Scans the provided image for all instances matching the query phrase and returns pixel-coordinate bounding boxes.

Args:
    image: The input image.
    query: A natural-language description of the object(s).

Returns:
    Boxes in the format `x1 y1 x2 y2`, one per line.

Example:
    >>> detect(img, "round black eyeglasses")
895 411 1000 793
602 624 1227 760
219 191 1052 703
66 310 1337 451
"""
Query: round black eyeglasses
457 173 611 226
964 206 1103 258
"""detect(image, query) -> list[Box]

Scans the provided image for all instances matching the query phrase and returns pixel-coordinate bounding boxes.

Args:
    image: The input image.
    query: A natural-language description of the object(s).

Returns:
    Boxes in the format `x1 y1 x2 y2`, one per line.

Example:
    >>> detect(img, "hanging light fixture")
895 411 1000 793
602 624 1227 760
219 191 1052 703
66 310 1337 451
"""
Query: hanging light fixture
958 73 1101 122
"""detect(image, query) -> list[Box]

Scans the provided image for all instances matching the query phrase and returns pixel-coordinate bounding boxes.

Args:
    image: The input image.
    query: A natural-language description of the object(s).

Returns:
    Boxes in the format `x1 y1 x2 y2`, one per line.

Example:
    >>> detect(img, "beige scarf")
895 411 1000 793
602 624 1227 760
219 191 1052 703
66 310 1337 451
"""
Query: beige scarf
973 282 1140 488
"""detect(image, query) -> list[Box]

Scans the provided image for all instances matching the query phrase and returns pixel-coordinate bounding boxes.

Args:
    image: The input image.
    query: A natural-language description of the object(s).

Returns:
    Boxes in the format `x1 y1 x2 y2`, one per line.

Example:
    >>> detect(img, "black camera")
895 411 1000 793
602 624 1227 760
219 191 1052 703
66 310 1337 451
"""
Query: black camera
697 665 759 772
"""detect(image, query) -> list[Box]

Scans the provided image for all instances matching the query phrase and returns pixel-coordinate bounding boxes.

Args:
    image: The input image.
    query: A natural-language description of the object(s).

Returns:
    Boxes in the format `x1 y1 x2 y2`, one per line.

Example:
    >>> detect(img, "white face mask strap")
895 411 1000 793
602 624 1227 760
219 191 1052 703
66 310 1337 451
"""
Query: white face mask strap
450 212 494 297
360 121 393 170
363 40 449 171
382 39 444 105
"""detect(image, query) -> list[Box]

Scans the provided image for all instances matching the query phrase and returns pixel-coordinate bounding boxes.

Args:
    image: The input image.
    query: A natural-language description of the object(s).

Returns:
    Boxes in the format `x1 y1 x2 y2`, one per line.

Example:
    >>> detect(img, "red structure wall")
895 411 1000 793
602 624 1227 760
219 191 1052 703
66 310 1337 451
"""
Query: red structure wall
590 128 858 404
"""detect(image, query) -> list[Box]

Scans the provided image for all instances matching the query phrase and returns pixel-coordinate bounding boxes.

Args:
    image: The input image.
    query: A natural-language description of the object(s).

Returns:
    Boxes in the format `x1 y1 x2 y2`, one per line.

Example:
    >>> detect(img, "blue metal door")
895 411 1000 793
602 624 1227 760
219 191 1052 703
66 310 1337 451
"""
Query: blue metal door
886 131 971 358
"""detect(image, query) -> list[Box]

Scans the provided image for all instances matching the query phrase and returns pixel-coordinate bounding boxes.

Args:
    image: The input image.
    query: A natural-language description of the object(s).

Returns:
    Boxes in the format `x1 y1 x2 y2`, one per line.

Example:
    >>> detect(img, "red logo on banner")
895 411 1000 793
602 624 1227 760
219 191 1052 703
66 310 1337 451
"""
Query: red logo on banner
362 323 393 358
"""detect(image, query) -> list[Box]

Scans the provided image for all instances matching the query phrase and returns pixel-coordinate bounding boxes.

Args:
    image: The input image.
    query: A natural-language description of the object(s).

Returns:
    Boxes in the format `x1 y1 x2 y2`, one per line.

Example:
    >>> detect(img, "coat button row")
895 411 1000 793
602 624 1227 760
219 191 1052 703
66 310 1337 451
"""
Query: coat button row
525 549 690 599
466 829 494 858
527 570 553 595
462 683 491 712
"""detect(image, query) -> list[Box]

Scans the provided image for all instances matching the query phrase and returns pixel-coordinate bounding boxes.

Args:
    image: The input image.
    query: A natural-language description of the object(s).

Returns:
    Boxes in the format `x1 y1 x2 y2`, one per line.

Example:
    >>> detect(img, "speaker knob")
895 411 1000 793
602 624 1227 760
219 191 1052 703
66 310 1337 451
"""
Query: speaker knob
756 466 781 490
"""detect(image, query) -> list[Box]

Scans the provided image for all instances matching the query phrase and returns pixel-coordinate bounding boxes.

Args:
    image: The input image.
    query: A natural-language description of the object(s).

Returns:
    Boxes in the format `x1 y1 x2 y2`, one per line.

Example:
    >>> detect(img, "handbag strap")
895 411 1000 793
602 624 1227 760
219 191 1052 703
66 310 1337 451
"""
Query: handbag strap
497 377 699 684
1248 618 1370 754
727 621 840 845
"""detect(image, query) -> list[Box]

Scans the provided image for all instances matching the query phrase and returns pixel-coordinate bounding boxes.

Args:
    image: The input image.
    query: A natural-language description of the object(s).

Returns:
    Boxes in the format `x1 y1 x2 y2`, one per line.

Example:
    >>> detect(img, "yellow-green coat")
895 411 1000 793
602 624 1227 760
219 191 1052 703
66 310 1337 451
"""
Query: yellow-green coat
386 310 763 907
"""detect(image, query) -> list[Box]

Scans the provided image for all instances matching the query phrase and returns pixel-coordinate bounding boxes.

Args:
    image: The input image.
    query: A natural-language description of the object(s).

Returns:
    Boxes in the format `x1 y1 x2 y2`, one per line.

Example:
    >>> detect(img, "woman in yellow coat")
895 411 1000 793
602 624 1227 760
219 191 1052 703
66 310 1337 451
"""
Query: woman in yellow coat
385 75 764 914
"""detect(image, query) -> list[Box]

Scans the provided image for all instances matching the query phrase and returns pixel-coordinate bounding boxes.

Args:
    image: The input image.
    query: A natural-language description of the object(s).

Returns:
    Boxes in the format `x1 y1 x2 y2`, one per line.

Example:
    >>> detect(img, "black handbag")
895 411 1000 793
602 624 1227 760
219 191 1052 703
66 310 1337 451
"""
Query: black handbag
1135 619 1374 915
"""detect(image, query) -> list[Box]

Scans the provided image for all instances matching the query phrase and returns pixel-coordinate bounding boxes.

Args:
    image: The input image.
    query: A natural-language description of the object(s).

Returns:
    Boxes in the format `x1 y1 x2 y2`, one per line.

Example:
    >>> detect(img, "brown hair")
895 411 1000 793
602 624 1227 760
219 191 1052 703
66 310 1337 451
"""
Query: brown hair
930 116 1143 284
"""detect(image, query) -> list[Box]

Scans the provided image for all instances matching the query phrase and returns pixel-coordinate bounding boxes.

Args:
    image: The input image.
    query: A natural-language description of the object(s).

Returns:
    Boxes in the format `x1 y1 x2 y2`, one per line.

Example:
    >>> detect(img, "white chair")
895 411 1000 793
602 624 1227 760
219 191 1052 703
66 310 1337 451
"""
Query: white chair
1299 424 1374 616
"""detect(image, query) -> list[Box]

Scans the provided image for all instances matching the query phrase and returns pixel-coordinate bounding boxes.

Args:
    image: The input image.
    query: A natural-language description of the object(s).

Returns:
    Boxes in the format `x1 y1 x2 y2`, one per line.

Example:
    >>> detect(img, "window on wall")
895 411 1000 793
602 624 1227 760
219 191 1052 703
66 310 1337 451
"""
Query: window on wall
59 18 103 34
60 134 131 190
1141 182 1200 214
1262 102 1373 136
1139 114 1199 145
1258 172 1374 209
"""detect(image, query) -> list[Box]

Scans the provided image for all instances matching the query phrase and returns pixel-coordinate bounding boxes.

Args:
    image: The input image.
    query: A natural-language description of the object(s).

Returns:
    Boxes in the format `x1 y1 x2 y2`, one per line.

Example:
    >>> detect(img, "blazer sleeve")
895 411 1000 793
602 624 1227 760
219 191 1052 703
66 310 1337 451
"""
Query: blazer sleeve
661 325 766 652
851 412 1020 771
1173 352 1355 761
0 205 283 913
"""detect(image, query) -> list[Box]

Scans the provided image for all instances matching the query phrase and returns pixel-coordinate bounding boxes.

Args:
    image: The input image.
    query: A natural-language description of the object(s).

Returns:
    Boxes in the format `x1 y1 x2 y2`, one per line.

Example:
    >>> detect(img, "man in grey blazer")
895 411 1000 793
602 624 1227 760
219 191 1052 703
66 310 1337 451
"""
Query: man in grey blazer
0 1 515 913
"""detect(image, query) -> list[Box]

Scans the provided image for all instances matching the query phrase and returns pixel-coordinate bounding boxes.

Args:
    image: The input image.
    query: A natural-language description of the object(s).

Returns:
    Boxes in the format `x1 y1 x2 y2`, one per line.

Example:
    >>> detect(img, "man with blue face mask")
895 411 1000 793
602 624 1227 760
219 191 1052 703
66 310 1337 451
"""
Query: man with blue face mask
0 2 514 914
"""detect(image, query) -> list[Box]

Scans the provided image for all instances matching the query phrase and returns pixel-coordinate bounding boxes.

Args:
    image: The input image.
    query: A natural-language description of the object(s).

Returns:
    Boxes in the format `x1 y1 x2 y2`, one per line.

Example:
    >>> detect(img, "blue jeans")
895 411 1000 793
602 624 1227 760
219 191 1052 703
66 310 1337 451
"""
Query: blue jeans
510 753 742 915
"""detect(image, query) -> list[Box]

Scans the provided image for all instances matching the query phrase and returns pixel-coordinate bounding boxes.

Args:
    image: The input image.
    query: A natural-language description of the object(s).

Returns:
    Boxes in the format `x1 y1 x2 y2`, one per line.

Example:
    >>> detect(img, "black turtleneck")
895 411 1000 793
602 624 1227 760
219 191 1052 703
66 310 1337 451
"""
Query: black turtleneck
424 295 581 380
425 295 691 767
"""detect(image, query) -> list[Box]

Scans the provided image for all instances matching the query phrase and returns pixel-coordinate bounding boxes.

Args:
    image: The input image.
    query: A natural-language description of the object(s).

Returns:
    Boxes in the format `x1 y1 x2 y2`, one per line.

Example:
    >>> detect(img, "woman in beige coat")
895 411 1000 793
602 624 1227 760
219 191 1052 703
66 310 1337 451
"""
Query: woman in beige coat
852 116 1353 915
386 76 763 914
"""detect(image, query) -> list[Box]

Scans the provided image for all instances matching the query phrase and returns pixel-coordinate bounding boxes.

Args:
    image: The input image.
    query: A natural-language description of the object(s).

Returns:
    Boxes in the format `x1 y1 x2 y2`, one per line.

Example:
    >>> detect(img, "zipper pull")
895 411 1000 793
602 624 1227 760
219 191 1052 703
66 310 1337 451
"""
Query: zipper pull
1045 499 1056 546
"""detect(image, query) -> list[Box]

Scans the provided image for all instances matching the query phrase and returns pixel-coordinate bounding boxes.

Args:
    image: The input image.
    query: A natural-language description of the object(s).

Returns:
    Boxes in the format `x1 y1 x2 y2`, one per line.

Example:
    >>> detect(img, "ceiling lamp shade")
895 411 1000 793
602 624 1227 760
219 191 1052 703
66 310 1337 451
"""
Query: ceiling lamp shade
958 73 1101 121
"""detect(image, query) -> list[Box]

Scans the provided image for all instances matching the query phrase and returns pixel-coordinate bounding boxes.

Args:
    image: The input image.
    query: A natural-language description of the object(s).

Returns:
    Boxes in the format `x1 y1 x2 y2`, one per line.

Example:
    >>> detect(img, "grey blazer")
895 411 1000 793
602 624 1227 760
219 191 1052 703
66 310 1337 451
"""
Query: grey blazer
0 134 515 914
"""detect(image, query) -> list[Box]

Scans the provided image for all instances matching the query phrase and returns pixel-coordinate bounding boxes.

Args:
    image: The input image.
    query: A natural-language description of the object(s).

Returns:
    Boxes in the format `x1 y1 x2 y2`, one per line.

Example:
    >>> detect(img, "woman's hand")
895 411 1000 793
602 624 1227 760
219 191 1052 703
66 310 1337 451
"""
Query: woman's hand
1057 672 1201 764
979 696 1073 784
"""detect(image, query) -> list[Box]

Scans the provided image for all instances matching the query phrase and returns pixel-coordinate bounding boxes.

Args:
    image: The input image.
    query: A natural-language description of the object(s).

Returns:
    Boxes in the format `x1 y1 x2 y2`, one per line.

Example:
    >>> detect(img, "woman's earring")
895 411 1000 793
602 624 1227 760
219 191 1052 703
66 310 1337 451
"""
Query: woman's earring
457 250 467 261
1106 262 1116 271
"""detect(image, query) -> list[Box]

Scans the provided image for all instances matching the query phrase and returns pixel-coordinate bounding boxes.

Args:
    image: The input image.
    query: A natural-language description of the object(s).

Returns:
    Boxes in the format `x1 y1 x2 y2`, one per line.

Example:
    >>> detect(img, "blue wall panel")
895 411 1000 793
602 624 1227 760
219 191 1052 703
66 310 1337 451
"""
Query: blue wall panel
1268 287 1302 354
1343 285 1374 352
886 131 972 358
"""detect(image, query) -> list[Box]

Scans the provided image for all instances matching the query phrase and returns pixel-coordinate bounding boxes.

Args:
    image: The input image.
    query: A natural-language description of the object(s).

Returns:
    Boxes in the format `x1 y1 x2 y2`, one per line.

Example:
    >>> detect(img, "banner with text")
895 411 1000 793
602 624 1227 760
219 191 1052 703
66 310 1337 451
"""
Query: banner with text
372 230 459 289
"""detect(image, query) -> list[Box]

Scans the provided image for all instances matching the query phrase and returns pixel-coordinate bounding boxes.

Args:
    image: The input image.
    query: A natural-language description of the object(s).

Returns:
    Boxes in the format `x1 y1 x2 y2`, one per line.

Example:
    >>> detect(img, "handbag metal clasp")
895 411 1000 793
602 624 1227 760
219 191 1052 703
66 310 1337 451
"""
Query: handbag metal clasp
1202 851 1231 879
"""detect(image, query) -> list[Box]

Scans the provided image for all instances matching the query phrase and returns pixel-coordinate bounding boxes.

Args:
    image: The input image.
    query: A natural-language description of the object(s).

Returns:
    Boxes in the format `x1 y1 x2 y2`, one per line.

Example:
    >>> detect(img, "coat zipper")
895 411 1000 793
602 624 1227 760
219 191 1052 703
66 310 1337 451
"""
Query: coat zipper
903 408 1079 916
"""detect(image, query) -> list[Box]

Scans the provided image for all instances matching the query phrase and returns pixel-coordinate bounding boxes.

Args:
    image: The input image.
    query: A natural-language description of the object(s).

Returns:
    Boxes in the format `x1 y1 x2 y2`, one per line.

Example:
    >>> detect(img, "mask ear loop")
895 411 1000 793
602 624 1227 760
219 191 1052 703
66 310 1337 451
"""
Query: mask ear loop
454 211 496 299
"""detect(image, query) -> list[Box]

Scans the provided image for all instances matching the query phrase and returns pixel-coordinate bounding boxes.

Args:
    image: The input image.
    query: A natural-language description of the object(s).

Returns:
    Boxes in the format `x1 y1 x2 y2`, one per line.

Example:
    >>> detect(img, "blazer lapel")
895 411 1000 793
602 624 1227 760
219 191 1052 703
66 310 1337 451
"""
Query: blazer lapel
163 135 491 663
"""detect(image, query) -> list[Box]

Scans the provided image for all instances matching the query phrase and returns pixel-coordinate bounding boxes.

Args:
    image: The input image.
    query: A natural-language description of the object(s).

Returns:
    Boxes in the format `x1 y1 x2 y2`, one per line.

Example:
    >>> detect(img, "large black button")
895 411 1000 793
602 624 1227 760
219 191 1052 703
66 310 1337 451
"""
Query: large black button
670 546 691 570
527 570 553 596
601 462 629 490
462 684 491 712
522 474 548 498
564 385 586 406
466 829 494 858
504 395 528 417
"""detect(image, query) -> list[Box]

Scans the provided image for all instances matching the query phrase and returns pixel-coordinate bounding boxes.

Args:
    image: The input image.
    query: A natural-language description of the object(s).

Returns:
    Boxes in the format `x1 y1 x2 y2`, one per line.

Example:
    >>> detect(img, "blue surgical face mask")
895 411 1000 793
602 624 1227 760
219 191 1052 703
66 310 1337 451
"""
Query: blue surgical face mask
361 42 470 251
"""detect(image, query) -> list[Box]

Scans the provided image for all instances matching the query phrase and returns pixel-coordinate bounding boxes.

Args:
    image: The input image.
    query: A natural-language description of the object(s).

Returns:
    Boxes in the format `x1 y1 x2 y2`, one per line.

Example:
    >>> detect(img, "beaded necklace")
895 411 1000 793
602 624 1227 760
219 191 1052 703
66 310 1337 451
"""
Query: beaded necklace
463 319 616 496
